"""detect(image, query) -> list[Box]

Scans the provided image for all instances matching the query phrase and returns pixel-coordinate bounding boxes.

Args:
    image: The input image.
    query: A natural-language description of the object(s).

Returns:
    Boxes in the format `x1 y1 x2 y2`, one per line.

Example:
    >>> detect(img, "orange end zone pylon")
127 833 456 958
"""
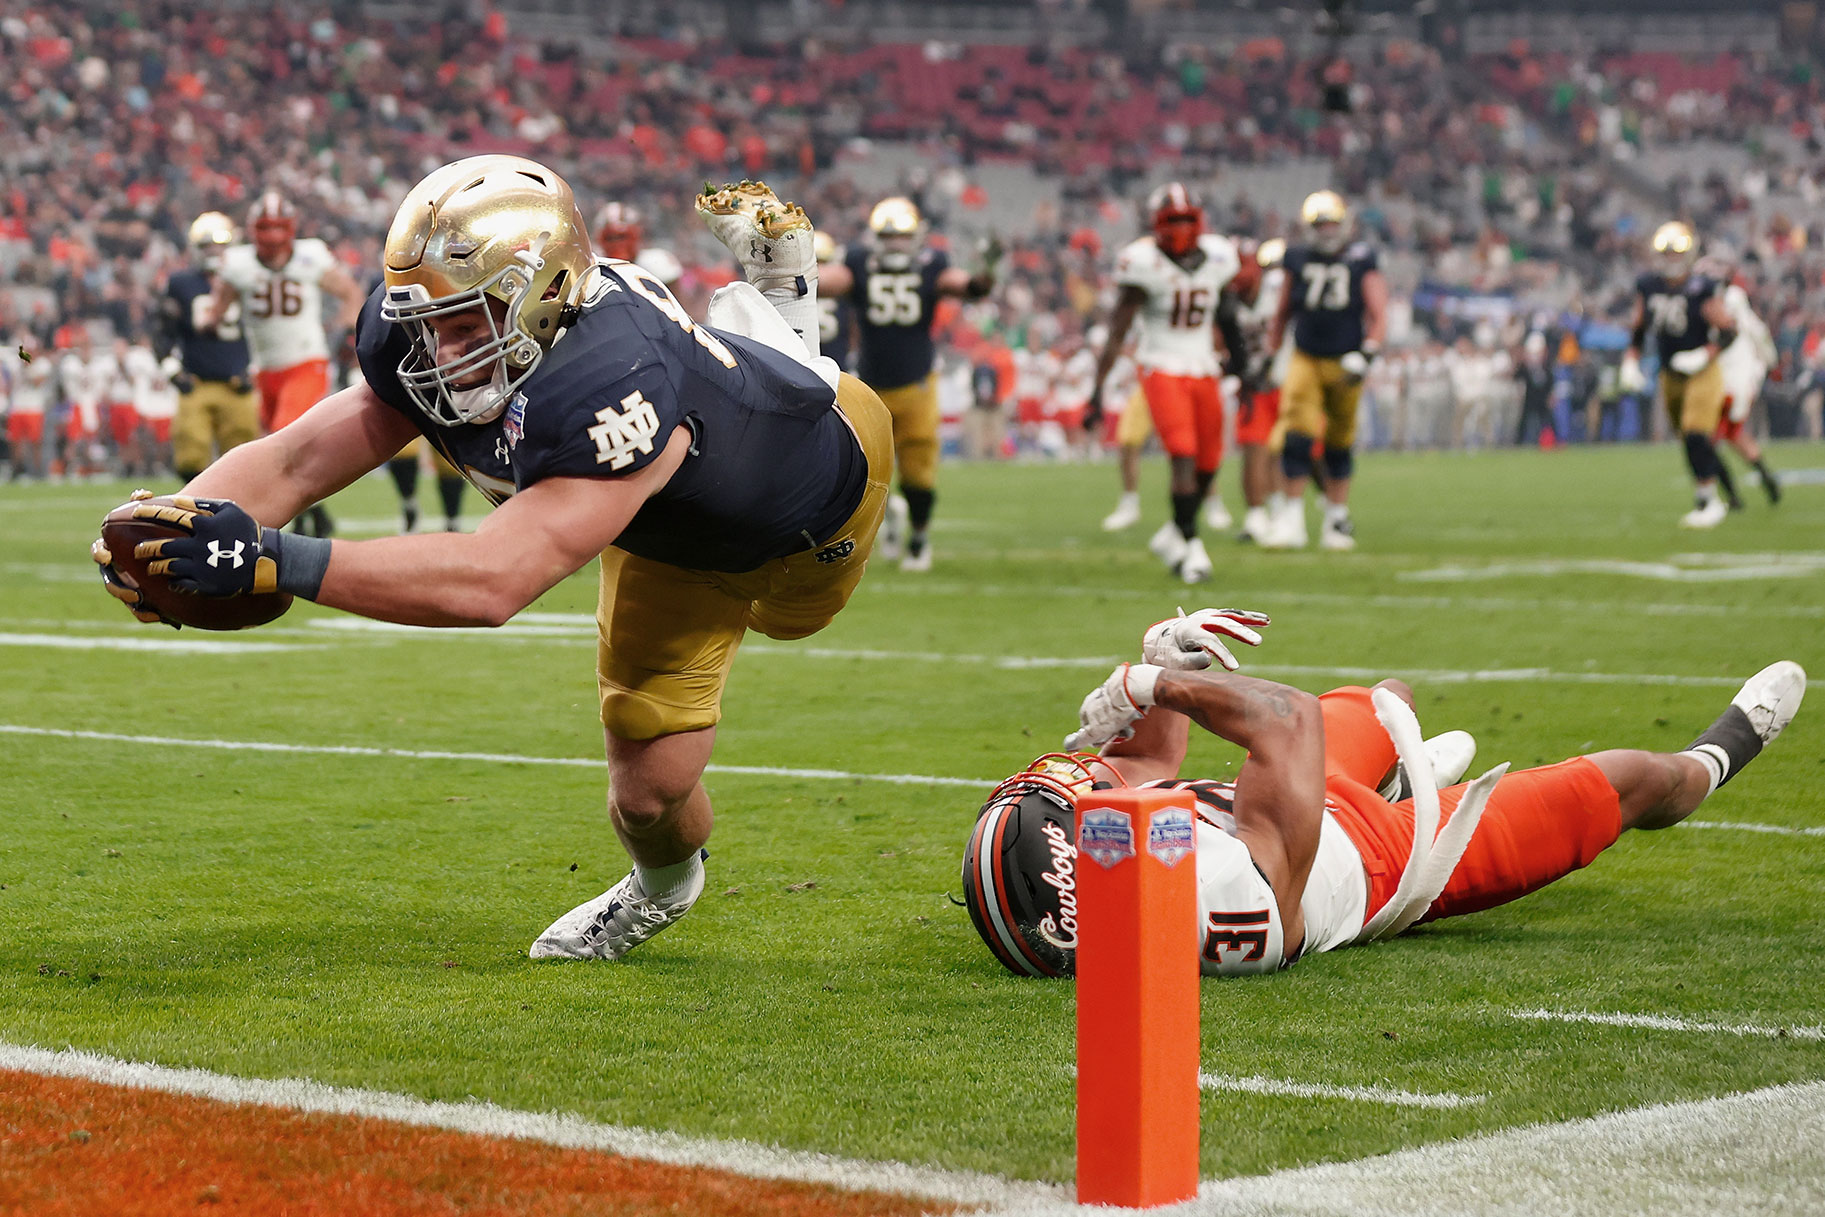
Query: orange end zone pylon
1075 786 1201 1208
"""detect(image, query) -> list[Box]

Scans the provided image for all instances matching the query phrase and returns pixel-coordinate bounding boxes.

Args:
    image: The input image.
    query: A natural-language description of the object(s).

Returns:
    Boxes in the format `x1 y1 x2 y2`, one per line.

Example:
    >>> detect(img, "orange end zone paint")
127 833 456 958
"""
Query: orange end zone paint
1074 787 1201 1208
0 1069 957 1217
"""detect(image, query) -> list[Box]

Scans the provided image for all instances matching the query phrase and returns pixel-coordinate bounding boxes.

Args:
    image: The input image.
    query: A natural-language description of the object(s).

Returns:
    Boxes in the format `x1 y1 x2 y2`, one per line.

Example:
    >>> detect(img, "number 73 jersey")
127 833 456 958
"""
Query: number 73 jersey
1114 233 1241 378
218 238 337 372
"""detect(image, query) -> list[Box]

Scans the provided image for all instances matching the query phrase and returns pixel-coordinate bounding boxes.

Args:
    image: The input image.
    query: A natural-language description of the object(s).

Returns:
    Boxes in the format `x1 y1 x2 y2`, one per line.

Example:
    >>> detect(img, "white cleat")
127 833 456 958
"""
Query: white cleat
696 180 817 288
1204 497 1233 531
1148 520 1189 570
1732 661 1807 745
900 539 932 572
878 494 908 561
1380 730 1478 801
1101 495 1142 532
1237 505 1270 544
529 865 705 961
1319 514 1357 551
1179 535 1213 584
1679 496 1728 529
1260 504 1308 550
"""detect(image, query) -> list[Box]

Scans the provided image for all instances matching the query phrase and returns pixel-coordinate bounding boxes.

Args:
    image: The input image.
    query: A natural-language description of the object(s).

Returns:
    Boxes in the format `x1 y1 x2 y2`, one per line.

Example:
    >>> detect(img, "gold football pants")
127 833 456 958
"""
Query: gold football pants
1659 361 1726 435
873 372 940 491
1281 350 1363 449
172 379 259 473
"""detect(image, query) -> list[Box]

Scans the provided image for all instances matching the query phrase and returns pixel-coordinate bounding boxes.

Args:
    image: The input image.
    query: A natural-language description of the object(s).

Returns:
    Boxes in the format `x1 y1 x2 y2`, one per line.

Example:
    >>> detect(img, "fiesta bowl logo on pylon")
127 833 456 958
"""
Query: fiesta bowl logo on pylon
1078 807 1135 868
1147 807 1195 867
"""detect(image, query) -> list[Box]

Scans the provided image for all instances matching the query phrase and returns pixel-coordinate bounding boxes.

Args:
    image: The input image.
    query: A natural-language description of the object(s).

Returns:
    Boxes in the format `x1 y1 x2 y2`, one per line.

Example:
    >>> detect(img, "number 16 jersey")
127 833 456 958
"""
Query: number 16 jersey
1114 234 1241 379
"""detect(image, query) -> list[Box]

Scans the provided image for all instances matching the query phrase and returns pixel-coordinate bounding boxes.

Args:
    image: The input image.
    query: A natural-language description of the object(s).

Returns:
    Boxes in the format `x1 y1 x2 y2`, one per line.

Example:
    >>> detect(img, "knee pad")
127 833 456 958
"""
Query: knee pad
1322 446 1354 481
1281 433 1316 481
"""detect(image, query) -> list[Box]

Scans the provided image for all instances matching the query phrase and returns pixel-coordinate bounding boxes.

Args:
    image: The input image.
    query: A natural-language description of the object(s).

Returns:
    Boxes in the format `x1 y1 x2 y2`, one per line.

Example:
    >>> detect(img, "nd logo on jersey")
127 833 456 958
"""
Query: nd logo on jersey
588 389 661 469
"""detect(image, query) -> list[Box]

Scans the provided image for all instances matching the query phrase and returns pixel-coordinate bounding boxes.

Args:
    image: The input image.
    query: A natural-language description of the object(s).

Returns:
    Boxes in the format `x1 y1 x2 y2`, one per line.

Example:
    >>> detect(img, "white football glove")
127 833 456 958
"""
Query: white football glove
1064 663 1163 752
1618 354 1648 393
1668 346 1712 376
1142 606 1271 672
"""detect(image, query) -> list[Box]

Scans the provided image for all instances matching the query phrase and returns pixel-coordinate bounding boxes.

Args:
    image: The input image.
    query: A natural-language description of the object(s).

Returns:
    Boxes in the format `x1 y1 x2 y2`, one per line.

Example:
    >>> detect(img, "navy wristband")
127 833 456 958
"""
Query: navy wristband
261 527 331 600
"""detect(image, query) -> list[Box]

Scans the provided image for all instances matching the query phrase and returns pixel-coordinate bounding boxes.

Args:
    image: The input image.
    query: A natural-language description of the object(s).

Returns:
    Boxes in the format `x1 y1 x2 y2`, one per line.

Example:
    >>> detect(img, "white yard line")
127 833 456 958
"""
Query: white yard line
994 1080 1825 1216
1199 1073 1483 1110
0 1041 1059 1210
1403 555 1825 584
1681 819 1825 839
1509 1009 1825 1042
0 724 992 789
0 631 318 654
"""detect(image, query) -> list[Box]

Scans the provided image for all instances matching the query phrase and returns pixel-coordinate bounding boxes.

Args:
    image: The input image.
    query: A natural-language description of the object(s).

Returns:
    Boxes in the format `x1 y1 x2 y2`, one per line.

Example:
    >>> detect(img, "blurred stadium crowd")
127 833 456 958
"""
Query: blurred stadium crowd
2 0 1823 478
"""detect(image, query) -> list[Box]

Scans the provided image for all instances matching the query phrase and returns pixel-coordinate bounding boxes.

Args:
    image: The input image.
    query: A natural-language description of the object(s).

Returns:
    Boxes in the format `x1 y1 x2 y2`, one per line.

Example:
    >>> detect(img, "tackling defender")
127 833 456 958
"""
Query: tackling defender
1263 190 1386 551
1621 221 1738 529
964 608 1804 977
94 158 892 963
817 196 999 571
1085 184 1254 584
1707 255 1781 509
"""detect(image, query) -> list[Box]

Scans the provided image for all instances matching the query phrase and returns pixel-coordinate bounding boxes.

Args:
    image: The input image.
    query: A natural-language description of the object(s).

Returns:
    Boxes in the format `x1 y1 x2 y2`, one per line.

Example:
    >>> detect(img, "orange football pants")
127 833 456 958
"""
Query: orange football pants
1139 370 1224 474
257 358 331 433
1235 388 1280 447
1315 686 1622 926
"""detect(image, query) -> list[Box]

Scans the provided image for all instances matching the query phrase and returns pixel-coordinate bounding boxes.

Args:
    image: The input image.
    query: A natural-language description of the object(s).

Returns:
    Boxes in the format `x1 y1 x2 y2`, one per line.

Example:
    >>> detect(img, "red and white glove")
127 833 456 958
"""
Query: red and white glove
1065 663 1164 752
1142 607 1271 672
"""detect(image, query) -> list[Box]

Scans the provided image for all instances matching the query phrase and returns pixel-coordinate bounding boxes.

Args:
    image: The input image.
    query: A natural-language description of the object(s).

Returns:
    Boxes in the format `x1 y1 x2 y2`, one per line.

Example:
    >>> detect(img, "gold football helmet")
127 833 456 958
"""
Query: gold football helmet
869 196 923 269
1652 220 1699 279
381 155 594 426
1257 237 1287 269
1300 190 1350 254
187 212 236 271
813 229 840 265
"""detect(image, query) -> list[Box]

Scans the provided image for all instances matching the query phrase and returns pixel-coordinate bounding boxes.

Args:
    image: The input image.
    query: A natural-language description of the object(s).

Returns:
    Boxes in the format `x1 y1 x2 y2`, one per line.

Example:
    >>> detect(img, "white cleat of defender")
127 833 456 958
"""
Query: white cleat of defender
696 180 818 287
1732 660 1806 745
1204 497 1233 531
1148 520 1188 571
1179 536 1213 584
529 865 706 961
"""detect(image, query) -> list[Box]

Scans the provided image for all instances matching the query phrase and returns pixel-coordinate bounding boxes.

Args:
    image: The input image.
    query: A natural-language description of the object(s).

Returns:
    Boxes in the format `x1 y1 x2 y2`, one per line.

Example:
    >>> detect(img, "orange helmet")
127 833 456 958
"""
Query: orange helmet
594 202 643 263
247 191 297 268
1148 182 1204 258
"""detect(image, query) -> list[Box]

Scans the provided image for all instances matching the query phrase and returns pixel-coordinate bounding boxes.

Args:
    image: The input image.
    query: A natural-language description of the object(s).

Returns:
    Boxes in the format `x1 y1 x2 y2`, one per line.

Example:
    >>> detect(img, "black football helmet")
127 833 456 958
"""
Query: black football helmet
962 753 1118 978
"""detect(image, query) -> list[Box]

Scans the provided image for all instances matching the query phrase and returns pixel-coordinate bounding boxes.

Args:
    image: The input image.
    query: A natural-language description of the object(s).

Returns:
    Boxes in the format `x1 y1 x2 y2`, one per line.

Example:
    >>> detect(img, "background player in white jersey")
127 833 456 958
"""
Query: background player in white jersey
1084 184 1254 583
210 191 365 533
595 201 684 296
1704 256 1781 508
3 335 52 480
123 339 177 477
964 608 1805 978
1052 327 1098 461
57 329 116 480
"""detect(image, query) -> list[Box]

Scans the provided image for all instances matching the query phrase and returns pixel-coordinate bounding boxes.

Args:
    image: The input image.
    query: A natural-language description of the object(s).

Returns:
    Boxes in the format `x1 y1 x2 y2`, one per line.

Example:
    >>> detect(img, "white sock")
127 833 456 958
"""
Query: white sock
754 272 820 360
1678 746 1727 798
634 851 703 903
1116 491 1139 510
1324 501 1350 524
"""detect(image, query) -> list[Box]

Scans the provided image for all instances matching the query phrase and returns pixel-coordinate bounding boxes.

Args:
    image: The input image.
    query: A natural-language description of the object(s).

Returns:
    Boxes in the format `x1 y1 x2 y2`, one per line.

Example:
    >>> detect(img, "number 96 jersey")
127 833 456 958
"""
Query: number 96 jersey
218 238 337 372
1114 234 1241 378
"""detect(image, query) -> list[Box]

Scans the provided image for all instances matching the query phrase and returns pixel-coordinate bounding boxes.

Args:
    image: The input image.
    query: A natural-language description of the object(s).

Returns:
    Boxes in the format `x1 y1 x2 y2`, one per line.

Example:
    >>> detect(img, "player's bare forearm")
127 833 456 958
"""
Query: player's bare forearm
310 528 576 628
819 261 854 297
1362 270 1389 347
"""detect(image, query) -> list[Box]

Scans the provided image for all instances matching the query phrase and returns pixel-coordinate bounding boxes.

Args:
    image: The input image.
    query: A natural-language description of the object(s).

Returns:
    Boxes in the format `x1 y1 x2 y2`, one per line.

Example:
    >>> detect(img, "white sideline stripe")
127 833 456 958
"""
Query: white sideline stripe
0 725 992 789
1404 555 1825 584
0 631 317 654
990 1081 1825 1216
1510 1008 1825 1042
1199 1073 1483 1110
1682 818 1825 839
0 1042 1059 1209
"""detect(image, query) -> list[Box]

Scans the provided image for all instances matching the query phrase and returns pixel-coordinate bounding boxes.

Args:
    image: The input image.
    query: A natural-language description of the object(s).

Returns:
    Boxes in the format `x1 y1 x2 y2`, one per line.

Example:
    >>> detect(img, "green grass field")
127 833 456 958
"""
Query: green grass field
2 441 1823 1188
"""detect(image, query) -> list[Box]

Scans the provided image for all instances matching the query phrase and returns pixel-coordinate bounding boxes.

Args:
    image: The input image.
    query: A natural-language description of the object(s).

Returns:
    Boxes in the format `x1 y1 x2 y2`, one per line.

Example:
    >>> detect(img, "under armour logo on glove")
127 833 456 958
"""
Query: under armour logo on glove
206 539 245 569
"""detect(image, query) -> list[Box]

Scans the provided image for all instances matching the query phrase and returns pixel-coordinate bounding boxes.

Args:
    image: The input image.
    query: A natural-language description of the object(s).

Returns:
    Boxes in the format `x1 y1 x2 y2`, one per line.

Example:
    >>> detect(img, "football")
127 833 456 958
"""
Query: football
99 496 293 631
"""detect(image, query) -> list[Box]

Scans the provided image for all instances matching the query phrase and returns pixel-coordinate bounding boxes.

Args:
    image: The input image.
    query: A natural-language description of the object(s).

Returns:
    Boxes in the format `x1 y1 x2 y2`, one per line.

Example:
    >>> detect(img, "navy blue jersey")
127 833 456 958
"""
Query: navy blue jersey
845 245 948 390
160 268 250 382
1281 242 1378 358
355 263 866 574
1636 272 1722 365
818 289 856 373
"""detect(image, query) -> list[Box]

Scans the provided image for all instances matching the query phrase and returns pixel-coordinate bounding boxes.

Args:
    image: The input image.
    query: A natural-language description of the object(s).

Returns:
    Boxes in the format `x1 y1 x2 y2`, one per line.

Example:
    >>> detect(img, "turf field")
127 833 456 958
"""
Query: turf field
2 442 1822 1202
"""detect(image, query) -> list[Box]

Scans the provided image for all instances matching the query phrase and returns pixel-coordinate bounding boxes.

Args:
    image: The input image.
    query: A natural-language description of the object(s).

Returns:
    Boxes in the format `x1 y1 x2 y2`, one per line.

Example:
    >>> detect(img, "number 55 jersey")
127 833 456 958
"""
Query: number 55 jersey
844 244 949 391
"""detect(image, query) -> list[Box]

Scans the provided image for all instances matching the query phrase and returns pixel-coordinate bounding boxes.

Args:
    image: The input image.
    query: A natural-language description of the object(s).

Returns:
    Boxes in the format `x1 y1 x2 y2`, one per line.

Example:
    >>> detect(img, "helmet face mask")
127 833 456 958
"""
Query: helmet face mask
869 197 923 269
1148 182 1204 259
381 155 594 427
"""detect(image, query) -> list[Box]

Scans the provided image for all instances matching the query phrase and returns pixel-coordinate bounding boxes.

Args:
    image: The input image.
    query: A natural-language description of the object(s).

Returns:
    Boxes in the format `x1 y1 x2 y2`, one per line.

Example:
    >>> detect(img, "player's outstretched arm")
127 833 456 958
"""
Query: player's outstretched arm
184 381 420 524
308 427 690 628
